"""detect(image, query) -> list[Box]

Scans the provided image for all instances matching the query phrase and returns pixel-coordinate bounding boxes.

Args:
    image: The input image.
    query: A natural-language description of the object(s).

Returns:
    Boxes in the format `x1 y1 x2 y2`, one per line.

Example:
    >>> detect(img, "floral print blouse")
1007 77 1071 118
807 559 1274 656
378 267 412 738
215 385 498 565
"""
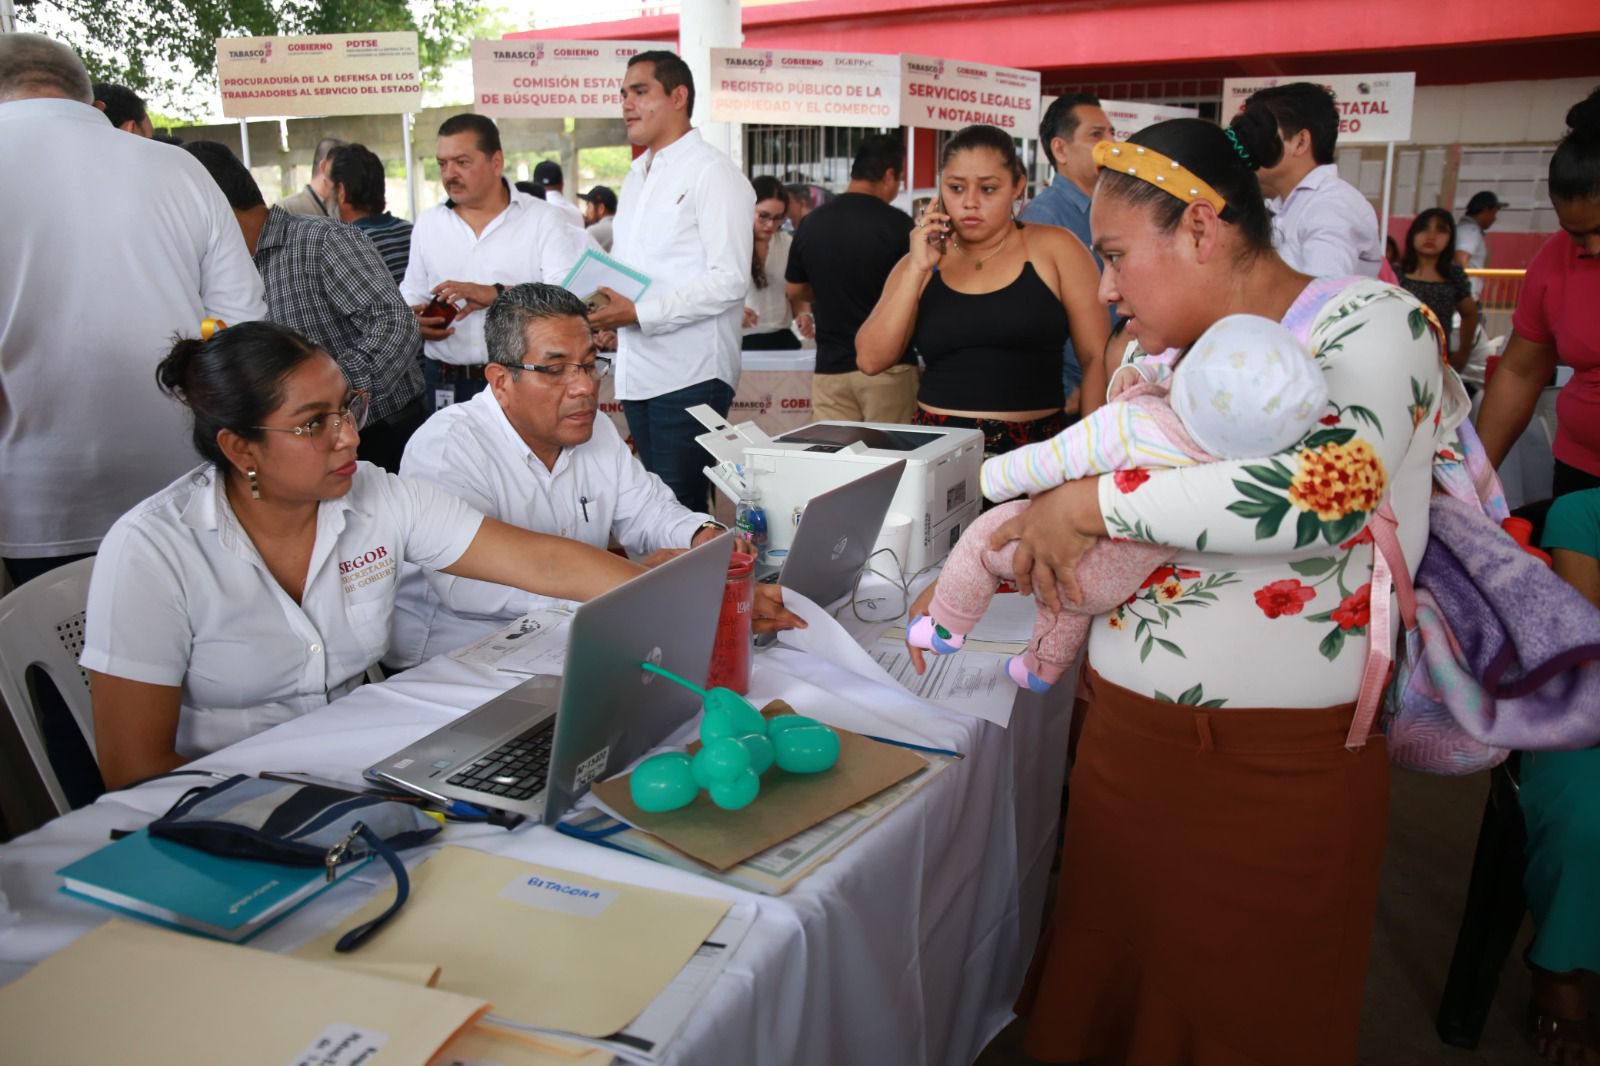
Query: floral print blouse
1088 278 1468 709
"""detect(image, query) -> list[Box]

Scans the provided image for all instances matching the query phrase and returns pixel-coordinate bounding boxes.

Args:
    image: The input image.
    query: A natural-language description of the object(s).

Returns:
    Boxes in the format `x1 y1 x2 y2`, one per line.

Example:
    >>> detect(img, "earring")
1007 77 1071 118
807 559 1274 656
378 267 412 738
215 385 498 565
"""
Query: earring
247 467 261 500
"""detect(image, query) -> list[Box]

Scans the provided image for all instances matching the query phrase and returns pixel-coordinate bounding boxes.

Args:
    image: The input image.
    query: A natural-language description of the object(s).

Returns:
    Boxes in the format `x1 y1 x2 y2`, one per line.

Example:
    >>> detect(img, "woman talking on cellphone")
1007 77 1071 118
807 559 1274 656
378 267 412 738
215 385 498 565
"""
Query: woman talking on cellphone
856 125 1108 458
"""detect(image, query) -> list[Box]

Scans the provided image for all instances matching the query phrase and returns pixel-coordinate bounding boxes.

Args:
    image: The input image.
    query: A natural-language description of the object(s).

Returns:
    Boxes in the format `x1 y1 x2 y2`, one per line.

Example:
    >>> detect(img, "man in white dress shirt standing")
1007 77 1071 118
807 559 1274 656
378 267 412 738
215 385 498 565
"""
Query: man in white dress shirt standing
588 51 755 511
1230 82 1383 278
402 113 594 413
391 283 728 666
0 35 266 584
0 34 265 805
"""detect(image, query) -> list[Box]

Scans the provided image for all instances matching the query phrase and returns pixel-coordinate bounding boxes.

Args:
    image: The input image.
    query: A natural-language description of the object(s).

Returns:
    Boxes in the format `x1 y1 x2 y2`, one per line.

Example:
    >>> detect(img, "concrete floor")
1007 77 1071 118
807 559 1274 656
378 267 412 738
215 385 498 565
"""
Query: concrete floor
978 768 1554 1066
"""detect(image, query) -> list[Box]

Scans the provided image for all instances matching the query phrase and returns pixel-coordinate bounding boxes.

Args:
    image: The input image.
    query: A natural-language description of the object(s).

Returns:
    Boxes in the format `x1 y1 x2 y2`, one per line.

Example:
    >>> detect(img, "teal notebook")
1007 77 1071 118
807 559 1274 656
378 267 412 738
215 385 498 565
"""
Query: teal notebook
56 828 370 943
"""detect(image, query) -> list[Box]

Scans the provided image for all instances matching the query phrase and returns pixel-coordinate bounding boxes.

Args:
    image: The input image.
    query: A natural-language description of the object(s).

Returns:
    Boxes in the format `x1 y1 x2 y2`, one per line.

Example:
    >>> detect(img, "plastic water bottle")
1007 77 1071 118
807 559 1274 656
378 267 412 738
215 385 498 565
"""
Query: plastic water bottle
735 482 769 565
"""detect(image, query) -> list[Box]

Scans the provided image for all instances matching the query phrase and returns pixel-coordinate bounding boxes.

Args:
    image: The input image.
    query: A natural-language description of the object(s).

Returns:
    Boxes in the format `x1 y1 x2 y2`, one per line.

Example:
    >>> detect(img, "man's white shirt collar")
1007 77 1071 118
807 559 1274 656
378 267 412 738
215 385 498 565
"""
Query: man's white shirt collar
634 128 703 177
1273 163 1337 213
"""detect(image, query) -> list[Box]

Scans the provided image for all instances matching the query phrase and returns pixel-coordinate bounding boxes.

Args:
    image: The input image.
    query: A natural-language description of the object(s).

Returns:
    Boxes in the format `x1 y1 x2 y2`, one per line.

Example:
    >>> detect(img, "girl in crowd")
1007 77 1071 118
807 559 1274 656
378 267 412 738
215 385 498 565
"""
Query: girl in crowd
1397 207 1480 372
80 322 798 789
997 119 1459 1065
1478 89 1600 500
855 124 1107 457
742 176 801 351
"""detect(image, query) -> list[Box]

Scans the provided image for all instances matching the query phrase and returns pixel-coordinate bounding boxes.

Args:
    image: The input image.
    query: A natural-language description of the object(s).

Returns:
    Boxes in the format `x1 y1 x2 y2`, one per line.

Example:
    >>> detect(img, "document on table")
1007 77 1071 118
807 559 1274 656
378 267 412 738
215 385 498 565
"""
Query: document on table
489 903 757 1065
567 752 955 895
560 248 651 307
434 1022 612 1065
296 847 729 1040
868 642 1018 726
774 591 1016 726
882 591 1037 654
0 919 489 1066
448 607 573 673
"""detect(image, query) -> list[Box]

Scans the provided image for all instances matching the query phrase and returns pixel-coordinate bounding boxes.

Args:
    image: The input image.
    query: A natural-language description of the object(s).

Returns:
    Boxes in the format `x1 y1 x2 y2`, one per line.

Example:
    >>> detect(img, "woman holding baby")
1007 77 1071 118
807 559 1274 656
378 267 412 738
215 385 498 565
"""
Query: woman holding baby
911 119 1461 1064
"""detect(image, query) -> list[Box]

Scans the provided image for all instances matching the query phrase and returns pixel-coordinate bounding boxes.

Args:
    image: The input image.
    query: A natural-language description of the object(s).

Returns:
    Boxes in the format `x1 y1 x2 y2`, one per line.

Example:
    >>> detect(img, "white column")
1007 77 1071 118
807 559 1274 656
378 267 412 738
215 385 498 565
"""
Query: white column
0 0 16 34
677 0 743 165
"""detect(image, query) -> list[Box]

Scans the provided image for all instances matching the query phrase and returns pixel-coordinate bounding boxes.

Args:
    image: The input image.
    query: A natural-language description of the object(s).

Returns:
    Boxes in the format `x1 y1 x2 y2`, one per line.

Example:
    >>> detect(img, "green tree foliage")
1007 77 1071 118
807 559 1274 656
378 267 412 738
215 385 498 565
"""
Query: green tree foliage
22 0 480 111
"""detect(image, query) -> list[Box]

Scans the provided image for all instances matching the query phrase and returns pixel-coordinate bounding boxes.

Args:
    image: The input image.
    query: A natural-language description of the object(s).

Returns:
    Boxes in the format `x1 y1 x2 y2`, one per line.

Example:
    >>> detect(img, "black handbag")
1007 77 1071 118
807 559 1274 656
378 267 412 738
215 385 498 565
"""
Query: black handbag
147 774 441 950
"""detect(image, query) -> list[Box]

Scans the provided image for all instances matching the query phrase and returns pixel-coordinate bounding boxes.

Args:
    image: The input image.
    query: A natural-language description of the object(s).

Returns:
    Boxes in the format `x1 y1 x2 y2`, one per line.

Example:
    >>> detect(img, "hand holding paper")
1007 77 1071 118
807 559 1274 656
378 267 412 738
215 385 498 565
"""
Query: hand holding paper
561 249 651 329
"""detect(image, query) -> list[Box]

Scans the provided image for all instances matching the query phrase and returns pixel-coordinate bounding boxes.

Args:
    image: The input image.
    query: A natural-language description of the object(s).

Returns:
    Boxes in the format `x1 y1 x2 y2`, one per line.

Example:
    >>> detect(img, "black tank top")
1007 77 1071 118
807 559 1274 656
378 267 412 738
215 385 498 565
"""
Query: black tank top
910 260 1069 412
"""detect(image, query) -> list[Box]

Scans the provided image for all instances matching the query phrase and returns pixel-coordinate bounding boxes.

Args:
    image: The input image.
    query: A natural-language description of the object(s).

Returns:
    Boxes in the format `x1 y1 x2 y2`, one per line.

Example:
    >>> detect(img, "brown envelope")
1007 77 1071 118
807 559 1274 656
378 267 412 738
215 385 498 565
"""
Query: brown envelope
589 700 928 871
298 847 728 1039
0 920 488 1065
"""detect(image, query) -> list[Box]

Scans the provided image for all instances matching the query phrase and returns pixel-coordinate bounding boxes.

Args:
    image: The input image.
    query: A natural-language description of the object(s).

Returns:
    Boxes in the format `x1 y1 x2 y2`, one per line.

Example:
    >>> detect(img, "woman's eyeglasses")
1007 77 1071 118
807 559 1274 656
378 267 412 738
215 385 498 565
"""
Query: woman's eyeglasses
253 391 370 445
755 211 785 224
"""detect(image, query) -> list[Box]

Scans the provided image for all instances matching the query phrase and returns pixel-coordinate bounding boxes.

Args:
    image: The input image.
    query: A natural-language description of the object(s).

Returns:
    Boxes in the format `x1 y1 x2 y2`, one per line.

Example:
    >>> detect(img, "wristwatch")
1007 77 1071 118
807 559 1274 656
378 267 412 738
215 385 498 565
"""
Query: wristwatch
693 520 728 543
492 283 506 298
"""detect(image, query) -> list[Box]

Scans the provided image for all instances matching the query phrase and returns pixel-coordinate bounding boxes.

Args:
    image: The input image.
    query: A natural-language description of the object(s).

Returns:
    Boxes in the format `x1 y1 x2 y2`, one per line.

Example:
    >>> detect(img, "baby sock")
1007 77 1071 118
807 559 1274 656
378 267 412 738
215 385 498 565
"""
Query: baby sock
907 614 966 654
1005 652 1065 693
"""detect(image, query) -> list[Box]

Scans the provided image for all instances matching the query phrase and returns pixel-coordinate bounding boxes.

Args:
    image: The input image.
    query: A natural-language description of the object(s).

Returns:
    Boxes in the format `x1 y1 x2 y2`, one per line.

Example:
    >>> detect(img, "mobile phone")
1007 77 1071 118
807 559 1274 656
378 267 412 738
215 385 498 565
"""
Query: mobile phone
422 294 459 325
926 195 949 252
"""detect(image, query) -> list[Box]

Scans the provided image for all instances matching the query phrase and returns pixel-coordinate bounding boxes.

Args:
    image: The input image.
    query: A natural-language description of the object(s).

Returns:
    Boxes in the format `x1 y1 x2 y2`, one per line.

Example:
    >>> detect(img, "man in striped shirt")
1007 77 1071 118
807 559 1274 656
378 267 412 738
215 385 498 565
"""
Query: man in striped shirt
330 143 412 286
183 140 425 473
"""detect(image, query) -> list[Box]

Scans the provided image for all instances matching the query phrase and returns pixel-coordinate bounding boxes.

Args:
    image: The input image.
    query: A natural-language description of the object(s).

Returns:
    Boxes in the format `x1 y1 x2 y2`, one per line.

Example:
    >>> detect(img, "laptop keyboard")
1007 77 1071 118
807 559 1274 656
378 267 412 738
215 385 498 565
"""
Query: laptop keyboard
445 721 553 801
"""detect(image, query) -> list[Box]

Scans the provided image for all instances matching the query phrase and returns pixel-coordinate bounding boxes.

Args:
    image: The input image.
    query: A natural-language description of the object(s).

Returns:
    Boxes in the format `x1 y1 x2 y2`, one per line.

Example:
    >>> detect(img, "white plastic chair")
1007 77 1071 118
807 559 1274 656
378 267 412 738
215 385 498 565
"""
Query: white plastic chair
0 558 99 817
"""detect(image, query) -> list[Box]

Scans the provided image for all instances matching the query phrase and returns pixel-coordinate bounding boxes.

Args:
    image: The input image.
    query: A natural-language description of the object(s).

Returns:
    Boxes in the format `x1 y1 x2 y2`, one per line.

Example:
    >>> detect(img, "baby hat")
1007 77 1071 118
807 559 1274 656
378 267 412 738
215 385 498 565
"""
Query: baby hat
1170 313 1328 459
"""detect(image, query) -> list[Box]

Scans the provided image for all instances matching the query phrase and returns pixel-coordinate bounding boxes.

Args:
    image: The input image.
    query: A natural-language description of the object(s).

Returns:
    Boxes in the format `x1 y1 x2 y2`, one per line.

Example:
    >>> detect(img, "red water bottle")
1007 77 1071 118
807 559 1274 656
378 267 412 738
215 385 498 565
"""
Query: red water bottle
706 551 756 694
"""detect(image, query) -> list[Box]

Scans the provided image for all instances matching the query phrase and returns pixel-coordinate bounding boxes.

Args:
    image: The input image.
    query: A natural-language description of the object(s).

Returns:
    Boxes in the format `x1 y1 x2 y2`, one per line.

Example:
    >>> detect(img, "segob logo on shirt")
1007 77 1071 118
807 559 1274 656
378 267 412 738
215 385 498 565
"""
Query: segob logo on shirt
340 545 397 592
340 546 389 574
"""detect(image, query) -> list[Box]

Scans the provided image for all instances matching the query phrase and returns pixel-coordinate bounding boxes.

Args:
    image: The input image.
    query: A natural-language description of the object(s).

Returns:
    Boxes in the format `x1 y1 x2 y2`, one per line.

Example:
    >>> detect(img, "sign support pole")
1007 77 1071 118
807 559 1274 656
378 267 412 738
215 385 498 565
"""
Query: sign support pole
402 112 417 221
1379 140 1395 247
904 125 914 198
238 119 251 169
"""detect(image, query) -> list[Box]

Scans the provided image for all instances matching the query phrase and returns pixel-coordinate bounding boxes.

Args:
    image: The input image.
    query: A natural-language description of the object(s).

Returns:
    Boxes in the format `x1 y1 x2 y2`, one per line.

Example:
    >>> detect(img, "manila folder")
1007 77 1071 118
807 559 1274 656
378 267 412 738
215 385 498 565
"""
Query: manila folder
0 918 488 1065
298 846 730 1038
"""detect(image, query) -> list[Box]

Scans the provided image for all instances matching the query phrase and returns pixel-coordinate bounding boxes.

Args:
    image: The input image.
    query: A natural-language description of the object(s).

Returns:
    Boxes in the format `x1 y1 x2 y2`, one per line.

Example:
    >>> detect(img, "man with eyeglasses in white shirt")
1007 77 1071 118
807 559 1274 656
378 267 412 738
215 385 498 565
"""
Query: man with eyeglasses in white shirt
390 283 788 667
588 50 755 512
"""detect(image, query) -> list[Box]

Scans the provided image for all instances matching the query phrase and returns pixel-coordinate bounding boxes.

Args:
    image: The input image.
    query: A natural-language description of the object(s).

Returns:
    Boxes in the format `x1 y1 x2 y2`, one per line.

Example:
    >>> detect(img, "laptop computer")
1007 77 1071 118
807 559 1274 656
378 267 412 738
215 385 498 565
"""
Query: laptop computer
365 533 734 826
760 459 907 609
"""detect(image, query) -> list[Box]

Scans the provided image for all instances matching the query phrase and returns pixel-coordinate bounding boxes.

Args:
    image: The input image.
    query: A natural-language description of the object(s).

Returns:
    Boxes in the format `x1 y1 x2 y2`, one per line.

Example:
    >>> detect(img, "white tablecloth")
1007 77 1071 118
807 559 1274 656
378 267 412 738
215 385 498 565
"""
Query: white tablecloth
0 590 1069 1066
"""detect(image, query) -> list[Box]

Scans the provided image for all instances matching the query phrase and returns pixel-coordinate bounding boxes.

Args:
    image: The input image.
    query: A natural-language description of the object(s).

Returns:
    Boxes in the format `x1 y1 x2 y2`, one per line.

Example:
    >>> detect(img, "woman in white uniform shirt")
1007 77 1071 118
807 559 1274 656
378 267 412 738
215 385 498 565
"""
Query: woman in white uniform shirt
81 321 653 789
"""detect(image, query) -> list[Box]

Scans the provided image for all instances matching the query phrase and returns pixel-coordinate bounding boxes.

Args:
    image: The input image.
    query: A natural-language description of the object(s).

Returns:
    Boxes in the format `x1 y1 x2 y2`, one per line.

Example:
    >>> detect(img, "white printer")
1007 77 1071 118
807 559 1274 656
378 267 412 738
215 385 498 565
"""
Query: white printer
693 409 983 572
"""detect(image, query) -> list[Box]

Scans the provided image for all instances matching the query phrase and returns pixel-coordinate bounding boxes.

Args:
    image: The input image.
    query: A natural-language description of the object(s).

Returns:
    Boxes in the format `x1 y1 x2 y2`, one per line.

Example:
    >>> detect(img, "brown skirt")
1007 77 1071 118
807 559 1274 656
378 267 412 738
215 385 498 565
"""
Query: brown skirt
1018 668 1390 1066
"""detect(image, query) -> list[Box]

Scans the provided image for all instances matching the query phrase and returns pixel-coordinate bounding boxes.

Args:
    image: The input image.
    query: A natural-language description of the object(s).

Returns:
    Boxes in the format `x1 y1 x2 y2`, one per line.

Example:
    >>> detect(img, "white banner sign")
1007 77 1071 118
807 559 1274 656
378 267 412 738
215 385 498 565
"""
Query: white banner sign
899 55 1040 134
1040 97 1197 139
471 39 663 119
1097 98 1198 137
1220 73 1416 143
216 33 420 118
709 49 900 127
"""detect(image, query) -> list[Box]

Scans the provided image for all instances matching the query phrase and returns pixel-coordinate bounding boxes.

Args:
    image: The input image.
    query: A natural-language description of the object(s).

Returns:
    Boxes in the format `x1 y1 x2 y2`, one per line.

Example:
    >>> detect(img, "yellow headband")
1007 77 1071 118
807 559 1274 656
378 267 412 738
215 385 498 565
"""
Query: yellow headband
1092 140 1228 216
